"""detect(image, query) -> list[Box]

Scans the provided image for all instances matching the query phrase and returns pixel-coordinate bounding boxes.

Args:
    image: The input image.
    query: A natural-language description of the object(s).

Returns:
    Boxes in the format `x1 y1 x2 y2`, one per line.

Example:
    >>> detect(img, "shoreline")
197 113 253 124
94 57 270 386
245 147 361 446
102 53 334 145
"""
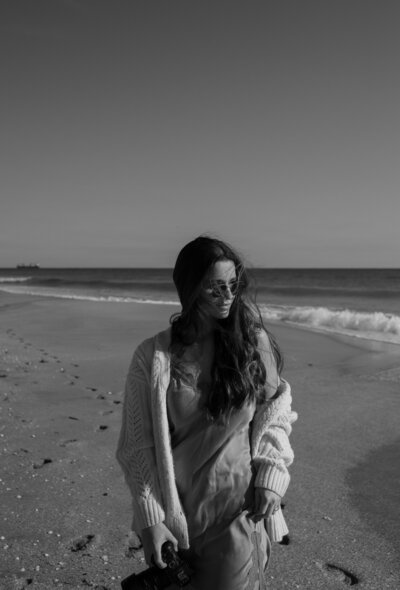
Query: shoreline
1 292 399 589
2 289 400 354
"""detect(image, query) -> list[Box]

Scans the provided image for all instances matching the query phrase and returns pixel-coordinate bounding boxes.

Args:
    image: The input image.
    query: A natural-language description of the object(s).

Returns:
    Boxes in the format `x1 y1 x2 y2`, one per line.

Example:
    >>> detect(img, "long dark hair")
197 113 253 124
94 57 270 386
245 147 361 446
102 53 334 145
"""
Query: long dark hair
170 236 283 422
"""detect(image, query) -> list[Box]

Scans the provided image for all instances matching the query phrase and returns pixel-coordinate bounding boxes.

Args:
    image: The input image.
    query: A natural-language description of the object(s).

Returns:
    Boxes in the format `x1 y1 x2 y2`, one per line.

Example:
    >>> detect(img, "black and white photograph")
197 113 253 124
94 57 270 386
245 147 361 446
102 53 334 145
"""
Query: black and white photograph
1 2 399 589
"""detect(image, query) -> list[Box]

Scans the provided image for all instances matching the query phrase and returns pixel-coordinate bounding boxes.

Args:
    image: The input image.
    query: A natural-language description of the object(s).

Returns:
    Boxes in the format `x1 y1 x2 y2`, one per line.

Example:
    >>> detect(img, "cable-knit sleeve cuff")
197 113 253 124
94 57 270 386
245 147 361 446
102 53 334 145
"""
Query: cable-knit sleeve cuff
132 496 166 532
265 508 289 542
254 463 290 497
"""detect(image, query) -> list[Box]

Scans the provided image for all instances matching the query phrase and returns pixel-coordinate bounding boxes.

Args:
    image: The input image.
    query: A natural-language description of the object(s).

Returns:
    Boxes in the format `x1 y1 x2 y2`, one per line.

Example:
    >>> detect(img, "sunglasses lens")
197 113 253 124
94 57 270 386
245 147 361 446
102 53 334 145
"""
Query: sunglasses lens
208 281 240 298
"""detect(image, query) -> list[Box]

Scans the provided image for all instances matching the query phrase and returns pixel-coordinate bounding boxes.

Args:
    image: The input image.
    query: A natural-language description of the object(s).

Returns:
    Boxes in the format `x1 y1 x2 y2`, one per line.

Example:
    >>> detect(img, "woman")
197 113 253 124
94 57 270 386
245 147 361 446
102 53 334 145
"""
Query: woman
117 236 297 590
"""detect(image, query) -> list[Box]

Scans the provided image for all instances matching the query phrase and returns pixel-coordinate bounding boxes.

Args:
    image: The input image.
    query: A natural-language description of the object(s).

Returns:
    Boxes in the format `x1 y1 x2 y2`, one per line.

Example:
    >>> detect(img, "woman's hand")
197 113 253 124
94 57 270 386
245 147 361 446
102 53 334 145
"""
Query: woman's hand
247 488 281 523
140 522 179 568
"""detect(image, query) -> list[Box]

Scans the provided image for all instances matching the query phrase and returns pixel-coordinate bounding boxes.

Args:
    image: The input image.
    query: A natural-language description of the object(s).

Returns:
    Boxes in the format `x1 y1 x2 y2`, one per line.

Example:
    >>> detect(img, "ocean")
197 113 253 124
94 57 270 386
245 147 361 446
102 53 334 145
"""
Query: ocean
1 268 400 345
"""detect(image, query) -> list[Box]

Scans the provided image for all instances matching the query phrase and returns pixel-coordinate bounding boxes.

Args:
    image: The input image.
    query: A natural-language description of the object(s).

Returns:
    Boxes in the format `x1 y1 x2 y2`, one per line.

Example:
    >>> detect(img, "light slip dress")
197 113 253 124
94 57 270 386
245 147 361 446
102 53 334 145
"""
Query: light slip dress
167 355 270 590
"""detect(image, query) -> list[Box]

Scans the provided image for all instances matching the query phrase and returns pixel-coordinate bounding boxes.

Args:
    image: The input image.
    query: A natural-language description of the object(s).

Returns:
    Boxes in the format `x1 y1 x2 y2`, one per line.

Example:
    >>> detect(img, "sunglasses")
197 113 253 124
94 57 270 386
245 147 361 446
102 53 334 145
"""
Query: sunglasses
204 280 241 299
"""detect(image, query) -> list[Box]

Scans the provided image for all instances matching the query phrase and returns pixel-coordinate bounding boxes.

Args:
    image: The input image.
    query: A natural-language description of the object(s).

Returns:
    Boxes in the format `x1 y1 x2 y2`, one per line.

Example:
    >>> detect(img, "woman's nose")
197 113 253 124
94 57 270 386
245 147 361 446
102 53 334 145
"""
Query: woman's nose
221 285 234 299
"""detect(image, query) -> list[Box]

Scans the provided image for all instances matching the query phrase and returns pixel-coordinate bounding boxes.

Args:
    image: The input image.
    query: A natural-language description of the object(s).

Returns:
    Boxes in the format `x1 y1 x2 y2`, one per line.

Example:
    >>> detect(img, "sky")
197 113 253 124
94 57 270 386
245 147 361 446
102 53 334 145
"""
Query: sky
1 0 399 268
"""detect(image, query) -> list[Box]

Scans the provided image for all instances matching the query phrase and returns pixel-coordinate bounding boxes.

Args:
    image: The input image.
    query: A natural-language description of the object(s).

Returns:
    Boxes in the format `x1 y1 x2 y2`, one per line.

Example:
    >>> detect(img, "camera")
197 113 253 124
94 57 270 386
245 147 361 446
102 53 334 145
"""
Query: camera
121 541 192 589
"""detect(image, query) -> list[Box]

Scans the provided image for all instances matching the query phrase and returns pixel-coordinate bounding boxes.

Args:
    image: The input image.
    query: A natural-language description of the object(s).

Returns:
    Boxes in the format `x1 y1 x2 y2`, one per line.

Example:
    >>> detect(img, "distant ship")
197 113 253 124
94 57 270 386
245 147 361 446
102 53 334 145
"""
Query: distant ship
16 263 40 269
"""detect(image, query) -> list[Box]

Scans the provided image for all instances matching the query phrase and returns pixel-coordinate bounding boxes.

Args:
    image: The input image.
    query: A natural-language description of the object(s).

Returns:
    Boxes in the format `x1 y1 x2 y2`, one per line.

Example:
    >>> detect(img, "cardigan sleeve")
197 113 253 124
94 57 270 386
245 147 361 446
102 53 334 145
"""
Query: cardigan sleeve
116 343 166 531
252 330 296 496
252 378 297 496
251 377 297 542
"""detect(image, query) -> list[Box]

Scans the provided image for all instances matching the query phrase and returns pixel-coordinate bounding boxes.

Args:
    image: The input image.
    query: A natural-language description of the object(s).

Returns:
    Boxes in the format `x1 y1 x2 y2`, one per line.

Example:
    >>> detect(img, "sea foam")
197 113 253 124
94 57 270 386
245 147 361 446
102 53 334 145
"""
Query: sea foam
0 276 31 283
260 304 400 344
0 285 179 306
2 283 400 345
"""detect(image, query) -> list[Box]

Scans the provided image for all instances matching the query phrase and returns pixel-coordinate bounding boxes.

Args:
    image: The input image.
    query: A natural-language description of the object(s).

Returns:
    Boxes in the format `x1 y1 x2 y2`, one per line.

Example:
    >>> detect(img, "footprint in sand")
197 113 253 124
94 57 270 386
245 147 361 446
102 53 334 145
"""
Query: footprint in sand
81 580 110 590
33 458 53 469
12 577 33 589
70 534 95 552
316 561 359 585
12 448 29 456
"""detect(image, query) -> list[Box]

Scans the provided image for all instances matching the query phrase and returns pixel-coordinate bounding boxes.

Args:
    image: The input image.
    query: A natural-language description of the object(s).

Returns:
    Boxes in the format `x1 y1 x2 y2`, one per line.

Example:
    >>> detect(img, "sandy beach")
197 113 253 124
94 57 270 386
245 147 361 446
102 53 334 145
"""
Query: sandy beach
1 292 400 590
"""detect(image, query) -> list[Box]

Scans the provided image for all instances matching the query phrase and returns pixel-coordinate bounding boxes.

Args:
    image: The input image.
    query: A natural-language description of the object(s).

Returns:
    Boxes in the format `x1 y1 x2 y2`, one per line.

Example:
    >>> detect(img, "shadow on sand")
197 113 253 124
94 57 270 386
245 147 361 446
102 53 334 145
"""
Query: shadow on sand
346 437 400 554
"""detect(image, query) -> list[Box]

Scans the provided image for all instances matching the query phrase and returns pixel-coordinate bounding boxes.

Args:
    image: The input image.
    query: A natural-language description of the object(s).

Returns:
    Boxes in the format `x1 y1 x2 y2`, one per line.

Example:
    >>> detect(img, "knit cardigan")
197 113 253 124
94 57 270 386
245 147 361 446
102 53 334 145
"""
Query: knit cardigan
116 327 297 549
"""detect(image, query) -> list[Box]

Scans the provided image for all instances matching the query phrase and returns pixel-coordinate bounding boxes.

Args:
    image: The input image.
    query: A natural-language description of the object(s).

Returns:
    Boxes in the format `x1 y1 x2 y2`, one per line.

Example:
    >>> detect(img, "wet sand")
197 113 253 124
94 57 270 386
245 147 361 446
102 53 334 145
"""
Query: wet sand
1 292 399 589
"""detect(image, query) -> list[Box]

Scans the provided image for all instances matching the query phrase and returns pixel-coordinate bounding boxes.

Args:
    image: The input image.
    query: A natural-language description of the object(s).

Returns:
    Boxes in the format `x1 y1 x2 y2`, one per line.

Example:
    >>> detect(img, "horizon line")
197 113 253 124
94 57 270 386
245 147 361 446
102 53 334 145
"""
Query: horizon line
1 266 400 271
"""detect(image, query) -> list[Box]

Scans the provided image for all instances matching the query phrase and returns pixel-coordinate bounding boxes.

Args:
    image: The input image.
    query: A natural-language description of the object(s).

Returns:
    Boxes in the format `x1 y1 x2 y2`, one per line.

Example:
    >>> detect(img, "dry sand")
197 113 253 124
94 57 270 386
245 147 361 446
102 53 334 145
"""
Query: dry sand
1 292 399 590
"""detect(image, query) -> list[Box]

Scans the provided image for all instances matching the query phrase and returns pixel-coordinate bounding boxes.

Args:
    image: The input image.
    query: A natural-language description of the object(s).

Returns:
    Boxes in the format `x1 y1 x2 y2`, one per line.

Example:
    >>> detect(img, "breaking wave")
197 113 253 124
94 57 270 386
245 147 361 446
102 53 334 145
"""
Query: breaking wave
260 304 400 344
2 283 400 344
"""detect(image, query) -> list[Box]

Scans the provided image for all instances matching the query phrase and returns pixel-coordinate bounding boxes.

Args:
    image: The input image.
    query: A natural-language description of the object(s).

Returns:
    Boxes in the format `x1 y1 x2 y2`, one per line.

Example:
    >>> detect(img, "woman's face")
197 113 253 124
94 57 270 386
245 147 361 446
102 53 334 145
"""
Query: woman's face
200 259 238 321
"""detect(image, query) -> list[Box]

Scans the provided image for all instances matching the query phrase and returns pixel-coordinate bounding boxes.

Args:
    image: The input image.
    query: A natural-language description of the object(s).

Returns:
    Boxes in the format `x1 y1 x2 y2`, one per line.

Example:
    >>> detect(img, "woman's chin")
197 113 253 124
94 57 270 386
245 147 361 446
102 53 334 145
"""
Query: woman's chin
200 302 233 322
214 306 232 319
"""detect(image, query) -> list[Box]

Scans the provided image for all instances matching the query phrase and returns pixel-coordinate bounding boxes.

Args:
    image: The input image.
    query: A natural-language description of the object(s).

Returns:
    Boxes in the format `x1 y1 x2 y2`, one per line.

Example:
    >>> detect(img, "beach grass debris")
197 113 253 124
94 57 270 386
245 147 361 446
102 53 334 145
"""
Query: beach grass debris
58 438 78 447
